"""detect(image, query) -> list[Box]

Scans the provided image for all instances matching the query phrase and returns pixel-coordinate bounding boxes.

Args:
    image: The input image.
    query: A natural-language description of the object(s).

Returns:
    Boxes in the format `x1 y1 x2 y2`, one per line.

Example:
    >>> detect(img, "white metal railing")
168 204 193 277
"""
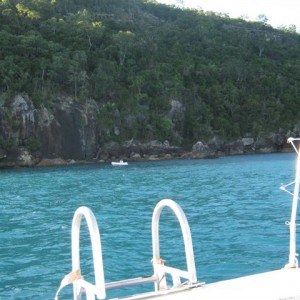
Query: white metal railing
152 199 197 290
72 206 106 299
54 206 106 300
55 199 198 299
280 137 300 268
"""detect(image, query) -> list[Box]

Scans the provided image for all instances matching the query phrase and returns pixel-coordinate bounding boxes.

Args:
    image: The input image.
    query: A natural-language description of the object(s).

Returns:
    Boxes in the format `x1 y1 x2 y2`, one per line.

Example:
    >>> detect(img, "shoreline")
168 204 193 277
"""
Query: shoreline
0 148 294 170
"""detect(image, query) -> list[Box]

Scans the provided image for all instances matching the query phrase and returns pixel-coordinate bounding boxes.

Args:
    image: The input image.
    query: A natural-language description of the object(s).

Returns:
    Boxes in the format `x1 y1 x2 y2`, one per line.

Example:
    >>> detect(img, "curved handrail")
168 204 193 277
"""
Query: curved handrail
72 206 106 299
152 199 197 290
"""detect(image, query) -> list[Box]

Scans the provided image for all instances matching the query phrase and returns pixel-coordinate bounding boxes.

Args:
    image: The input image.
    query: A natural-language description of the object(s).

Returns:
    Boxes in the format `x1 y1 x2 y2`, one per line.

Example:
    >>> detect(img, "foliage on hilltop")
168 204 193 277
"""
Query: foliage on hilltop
0 0 300 146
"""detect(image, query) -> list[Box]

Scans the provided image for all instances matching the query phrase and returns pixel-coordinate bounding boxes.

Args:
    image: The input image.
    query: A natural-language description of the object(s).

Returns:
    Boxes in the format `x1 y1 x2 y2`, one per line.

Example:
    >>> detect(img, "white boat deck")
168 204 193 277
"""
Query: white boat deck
123 268 300 300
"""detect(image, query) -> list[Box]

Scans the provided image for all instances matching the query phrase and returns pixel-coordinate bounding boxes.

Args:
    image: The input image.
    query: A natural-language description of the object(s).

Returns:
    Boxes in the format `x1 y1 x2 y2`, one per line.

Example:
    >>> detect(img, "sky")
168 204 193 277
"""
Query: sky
157 0 300 31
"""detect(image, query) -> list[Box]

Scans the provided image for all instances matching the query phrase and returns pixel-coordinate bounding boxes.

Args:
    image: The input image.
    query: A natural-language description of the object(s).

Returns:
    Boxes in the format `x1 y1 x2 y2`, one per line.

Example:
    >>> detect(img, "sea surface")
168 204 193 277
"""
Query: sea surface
0 153 299 299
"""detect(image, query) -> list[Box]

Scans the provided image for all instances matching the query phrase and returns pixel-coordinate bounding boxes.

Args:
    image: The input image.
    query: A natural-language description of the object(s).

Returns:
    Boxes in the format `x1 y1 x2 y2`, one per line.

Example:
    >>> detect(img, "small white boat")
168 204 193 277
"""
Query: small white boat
111 160 128 166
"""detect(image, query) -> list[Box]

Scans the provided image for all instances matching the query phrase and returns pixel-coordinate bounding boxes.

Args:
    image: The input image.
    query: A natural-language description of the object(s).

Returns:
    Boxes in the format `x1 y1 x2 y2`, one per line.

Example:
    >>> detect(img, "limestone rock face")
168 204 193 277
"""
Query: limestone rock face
11 95 37 147
192 141 210 153
51 97 99 159
0 94 295 168
242 138 254 147
0 95 100 167
37 105 62 158
17 148 38 167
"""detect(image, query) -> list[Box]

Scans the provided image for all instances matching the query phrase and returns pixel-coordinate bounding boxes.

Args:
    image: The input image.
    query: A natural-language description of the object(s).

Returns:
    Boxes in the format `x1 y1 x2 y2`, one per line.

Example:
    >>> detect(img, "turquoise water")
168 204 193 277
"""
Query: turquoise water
0 153 298 299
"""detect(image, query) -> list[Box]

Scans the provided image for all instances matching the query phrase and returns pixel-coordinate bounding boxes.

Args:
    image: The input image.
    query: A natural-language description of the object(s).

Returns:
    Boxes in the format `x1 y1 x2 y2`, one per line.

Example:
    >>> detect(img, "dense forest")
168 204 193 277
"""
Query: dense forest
0 0 300 160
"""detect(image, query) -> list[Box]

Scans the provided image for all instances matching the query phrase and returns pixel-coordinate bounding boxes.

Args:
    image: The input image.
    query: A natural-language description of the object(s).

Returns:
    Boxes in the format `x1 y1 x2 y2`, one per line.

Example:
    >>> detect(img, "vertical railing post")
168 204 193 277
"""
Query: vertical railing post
285 138 300 268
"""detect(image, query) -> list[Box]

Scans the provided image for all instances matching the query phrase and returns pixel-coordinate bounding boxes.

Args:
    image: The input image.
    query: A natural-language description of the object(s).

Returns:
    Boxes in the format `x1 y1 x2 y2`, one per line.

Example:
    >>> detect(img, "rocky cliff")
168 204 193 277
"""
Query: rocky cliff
0 95 295 168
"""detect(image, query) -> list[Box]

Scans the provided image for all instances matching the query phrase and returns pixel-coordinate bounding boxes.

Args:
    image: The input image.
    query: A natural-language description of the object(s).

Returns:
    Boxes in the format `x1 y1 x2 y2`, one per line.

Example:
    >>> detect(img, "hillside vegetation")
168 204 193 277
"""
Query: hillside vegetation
0 0 300 150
